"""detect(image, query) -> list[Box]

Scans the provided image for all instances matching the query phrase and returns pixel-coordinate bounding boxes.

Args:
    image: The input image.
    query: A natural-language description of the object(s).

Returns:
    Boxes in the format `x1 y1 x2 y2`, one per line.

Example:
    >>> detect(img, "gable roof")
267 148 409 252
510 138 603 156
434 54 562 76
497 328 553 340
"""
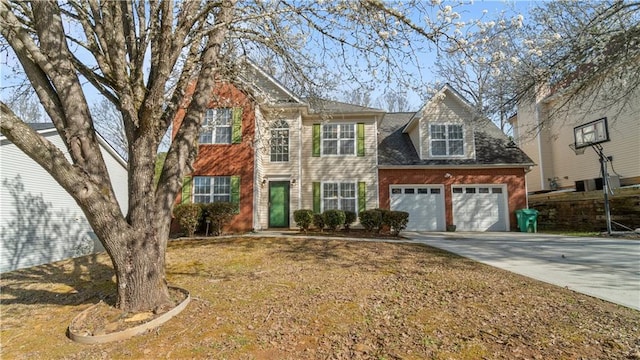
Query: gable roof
26 122 56 131
304 98 385 115
235 58 304 106
3 122 129 169
378 87 534 168
403 84 476 133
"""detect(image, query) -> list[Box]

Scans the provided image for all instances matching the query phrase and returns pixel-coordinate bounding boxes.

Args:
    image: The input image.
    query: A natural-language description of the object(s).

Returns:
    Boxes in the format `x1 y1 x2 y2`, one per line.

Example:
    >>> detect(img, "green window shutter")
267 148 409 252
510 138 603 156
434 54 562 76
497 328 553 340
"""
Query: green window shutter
312 124 321 157
313 182 321 213
232 107 243 144
358 182 366 213
357 123 365 157
182 176 192 204
230 175 240 213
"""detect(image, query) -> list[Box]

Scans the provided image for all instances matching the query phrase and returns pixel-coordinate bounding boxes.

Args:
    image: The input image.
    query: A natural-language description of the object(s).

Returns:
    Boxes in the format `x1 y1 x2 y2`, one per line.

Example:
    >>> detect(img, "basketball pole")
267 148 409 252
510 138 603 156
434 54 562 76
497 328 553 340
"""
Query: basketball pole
593 144 613 235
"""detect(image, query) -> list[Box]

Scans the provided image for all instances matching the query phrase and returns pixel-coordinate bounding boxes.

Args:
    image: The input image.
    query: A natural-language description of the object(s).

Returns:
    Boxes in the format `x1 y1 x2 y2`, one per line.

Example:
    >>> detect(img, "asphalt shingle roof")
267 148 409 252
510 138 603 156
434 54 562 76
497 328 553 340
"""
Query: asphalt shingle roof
378 113 534 166
26 122 56 131
304 98 385 114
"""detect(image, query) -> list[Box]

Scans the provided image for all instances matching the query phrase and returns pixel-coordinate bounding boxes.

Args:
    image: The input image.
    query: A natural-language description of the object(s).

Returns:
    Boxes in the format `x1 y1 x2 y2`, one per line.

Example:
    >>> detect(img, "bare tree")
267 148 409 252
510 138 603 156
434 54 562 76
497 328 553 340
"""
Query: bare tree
506 0 640 126
342 85 375 108
376 89 412 112
2 92 46 123
0 0 469 312
91 98 128 159
430 12 524 132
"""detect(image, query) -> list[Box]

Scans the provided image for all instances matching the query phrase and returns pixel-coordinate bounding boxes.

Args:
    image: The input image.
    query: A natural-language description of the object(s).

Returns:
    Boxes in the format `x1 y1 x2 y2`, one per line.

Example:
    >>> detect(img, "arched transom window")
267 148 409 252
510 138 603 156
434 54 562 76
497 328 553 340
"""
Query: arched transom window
270 120 289 162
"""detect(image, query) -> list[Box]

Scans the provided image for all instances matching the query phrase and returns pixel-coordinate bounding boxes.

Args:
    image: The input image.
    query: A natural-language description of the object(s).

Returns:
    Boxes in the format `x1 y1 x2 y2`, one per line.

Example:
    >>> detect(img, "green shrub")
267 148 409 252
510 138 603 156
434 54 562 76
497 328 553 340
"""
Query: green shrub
343 211 357 231
293 209 314 233
313 213 325 232
359 209 382 232
202 202 237 236
387 211 409 236
173 203 202 237
323 210 346 232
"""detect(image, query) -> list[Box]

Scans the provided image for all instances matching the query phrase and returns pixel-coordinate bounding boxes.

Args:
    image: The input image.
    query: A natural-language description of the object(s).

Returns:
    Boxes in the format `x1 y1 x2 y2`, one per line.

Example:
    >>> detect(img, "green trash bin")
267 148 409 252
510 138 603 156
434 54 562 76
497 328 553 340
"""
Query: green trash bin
515 209 539 233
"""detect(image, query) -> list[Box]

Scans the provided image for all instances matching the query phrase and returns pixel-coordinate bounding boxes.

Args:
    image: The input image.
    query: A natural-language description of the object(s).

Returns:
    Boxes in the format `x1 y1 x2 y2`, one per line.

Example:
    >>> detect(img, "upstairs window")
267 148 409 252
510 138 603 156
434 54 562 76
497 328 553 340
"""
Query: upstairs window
199 108 232 144
322 124 355 155
270 120 289 162
430 124 464 156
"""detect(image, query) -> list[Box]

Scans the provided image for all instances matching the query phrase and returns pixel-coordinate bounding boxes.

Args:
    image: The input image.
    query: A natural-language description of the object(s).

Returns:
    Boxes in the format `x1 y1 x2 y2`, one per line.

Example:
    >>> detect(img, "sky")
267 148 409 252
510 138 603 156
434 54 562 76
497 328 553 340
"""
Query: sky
0 1 542 114
312 0 542 110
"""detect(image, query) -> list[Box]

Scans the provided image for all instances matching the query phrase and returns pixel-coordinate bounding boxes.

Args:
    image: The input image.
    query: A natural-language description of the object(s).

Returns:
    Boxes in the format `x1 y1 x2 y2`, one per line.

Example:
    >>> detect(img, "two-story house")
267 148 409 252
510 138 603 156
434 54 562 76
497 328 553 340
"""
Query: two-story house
176 64 533 233
253 98 383 230
378 85 534 231
511 80 640 193
174 61 382 232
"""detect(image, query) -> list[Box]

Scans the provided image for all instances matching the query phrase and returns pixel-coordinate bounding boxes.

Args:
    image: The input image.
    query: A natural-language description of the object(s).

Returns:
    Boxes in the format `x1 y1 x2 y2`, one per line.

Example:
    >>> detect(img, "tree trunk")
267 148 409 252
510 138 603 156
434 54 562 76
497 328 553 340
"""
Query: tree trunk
107 230 170 312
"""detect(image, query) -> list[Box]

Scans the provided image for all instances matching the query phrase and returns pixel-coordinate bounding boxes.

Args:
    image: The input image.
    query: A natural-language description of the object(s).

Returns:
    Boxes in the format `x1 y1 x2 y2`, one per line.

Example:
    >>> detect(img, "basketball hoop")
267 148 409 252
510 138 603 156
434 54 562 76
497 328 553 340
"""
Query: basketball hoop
572 118 612 235
569 143 586 155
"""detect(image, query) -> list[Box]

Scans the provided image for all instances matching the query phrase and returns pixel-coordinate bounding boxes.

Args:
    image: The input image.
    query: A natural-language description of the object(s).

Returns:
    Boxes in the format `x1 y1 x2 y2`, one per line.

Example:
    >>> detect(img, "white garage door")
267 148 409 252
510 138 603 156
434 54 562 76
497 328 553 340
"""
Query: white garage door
390 186 446 231
452 185 508 231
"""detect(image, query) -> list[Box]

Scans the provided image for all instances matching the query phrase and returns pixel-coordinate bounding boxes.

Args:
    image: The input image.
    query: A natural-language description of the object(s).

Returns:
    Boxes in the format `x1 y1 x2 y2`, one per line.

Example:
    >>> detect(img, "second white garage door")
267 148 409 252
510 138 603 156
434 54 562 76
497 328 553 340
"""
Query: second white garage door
452 185 508 231
390 185 446 231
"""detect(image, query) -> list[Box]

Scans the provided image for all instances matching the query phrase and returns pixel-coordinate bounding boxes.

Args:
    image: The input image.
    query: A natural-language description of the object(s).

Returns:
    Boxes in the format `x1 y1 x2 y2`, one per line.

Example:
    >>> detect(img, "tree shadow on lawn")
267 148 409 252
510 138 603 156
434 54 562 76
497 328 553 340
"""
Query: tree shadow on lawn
1 236 476 307
0 252 116 307
168 235 478 277
169 233 479 275
275 237 478 272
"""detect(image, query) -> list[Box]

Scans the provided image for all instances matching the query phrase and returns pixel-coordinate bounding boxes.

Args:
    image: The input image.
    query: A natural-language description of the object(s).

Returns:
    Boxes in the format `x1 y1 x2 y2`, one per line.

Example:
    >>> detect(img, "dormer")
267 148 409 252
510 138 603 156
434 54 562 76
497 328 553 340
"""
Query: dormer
403 85 476 161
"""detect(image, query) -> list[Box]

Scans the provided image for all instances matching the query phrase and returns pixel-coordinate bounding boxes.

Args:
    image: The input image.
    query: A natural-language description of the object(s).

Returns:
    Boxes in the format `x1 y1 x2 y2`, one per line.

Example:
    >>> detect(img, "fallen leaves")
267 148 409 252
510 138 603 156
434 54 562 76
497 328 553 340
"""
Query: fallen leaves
1 236 638 359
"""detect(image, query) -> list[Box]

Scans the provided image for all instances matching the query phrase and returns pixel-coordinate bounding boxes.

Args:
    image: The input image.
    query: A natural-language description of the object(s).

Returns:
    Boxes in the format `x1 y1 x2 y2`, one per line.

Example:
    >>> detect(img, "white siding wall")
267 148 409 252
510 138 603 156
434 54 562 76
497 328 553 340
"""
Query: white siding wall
418 94 475 160
300 117 379 217
0 131 128 273
516 84 640 192
255 109 302 229
514 98 544 191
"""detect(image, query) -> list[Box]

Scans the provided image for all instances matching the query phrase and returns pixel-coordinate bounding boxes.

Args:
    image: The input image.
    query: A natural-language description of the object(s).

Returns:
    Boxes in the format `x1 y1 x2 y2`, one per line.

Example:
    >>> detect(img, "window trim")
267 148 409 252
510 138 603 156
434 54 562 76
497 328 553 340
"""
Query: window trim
193 176 231 203
429 123 465 158
321 181 358 213
199 108 233 145
270 120 290 162
321 123 356 156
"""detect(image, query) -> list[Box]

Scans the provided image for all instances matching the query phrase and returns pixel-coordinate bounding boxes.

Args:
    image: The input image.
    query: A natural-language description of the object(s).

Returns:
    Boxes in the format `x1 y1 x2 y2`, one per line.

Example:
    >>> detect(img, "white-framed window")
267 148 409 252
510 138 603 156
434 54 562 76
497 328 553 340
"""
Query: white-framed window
322 182 356 213
270 120 289 162
430 124 464 156
199 108 232 144
193 176 231 203
322 124 355 155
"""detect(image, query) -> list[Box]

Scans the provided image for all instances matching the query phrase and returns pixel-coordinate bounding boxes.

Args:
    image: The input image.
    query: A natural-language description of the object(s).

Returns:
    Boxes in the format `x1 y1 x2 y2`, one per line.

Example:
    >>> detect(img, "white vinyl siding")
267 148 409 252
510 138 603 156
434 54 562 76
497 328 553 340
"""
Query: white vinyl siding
516 82 640 191
415 90 475 160
300 118 378 218
1 130 128 273
256 113 301 230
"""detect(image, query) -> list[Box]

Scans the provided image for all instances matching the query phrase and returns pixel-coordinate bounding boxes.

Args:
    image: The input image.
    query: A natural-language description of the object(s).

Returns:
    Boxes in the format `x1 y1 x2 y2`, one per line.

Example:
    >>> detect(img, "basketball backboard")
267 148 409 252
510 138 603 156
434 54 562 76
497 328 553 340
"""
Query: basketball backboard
573 117 610 149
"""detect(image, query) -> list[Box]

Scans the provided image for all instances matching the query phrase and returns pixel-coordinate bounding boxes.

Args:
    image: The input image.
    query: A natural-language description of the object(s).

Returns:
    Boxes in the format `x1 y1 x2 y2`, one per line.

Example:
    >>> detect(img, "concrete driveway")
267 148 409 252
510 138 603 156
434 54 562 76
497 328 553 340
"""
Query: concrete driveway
404 232 640 311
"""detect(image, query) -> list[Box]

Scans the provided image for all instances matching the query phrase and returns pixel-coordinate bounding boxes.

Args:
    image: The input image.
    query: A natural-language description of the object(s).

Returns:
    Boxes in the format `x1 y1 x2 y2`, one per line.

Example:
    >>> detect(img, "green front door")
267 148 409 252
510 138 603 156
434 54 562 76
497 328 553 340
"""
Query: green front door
269 181 290 228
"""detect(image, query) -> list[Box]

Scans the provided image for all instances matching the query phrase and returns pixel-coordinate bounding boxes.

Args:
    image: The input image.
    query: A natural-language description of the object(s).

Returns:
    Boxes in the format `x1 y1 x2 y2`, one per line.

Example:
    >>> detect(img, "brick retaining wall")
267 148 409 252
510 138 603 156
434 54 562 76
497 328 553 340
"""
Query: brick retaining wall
528 188 640 232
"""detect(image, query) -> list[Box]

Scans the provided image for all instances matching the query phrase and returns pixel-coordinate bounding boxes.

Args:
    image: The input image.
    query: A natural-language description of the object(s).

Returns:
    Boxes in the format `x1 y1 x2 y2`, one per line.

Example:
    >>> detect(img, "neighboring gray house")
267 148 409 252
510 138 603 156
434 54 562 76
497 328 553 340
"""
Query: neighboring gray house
0 123 128 273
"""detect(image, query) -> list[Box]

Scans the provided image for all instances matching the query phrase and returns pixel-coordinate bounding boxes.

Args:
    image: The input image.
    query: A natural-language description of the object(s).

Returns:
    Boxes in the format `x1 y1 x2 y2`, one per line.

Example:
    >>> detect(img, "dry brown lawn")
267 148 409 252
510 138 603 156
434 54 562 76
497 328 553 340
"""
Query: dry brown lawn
1 236 639 359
